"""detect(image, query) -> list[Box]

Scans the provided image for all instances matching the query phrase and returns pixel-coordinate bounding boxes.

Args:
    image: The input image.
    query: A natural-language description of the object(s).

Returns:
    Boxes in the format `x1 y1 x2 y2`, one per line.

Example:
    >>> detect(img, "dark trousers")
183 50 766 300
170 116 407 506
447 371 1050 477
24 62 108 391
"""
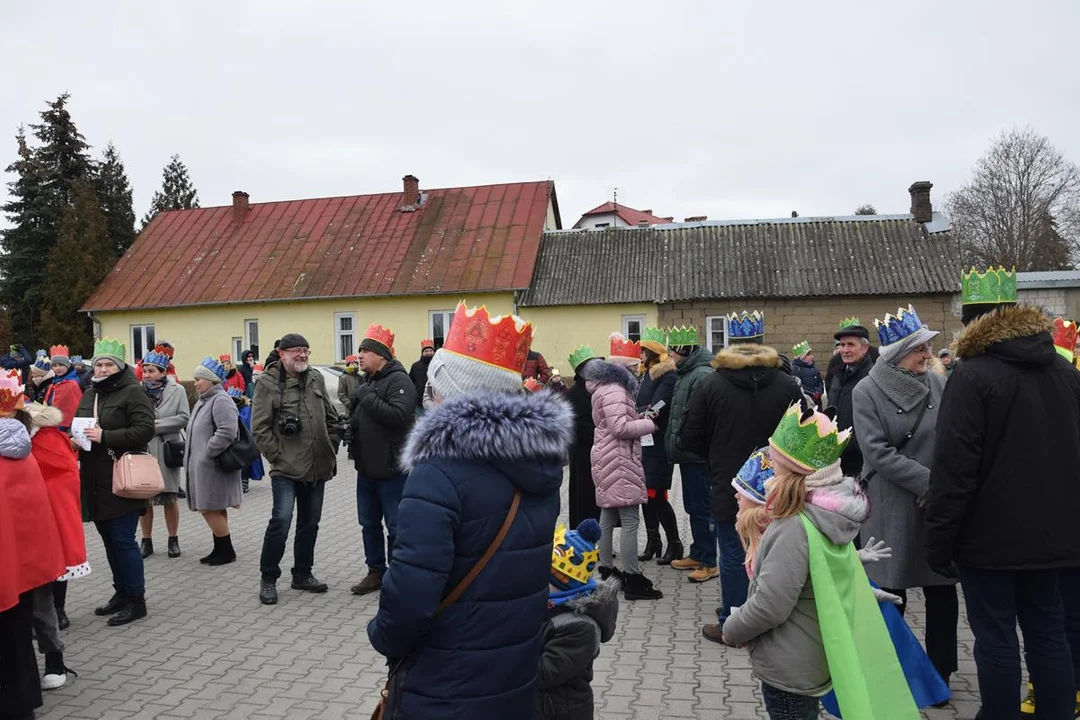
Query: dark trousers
680 463 716 567
1063 568 1080 687
880 584 959 682
716 519 749 624
568 450 600 528
959 565 1075 720
641 491 680 544
0 592 41 719
356 472 406 572
259 476 326 582
760 683 819 719
95 510 145 596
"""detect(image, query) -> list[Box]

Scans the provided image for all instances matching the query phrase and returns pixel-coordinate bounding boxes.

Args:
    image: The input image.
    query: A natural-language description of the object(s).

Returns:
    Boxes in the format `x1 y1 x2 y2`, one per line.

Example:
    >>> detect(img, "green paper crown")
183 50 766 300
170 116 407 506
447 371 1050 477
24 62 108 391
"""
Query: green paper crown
837 317 861 330
568 345 596 370
792 341 811 357
769 405 853 473
93 337 126 361
640 326 668 347
667 325 700 347
962 266 1017 306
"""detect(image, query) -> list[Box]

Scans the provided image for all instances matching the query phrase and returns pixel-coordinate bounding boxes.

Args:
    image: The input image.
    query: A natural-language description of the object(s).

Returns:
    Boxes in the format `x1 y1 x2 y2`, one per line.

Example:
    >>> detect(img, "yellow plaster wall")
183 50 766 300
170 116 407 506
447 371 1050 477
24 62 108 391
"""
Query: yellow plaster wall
93 293 515 373
522 303 659 374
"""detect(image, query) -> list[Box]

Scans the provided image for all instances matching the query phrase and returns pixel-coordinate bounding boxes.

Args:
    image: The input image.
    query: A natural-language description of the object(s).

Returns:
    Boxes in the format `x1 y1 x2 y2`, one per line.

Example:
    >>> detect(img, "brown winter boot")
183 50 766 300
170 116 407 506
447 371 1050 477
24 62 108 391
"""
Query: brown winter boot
350 569 384 596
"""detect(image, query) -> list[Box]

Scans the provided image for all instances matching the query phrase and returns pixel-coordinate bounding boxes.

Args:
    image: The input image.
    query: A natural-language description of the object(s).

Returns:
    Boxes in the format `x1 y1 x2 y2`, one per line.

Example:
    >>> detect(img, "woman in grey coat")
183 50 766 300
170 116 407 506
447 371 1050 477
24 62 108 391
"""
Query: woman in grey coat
185 358 242 566
852 304 958 688
138 353 190 560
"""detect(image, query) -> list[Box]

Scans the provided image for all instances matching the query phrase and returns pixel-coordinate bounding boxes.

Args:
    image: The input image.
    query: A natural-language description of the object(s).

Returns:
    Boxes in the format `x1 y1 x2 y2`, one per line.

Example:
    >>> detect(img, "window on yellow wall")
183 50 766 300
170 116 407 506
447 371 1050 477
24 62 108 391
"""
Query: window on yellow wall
429 310 455 349
232 337 243 361
335 312 356 363
704 316 729 353
245 319 260 359
130 324 155 363
621 314 645 342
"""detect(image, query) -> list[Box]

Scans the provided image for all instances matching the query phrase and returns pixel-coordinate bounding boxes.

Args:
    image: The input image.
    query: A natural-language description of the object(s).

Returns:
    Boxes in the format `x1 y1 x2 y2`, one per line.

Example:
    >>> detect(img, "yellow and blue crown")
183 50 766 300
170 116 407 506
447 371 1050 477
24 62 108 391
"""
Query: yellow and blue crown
199 356 227 381
769 404 852 474
727 310 764 341
874 304 926 347
550 520 601 594
143 349 172 370
33 349 50 371
731 446 774 505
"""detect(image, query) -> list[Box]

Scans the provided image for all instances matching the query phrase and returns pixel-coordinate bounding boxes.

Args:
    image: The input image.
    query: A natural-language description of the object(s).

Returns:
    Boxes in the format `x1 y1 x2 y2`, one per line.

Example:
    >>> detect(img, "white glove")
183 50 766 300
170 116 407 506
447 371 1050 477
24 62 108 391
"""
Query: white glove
873 587 904 606
857 537 893 565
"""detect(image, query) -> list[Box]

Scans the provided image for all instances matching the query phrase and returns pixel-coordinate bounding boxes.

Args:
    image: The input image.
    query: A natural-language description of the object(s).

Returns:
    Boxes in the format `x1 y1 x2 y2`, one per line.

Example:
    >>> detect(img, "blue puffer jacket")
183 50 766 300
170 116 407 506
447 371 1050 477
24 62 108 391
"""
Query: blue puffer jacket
367 390 572 720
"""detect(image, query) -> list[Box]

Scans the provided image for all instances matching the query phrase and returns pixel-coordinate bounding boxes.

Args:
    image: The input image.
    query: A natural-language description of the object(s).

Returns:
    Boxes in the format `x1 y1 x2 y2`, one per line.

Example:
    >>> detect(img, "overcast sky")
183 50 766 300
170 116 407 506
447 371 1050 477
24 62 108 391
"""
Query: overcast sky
2 1 1078 227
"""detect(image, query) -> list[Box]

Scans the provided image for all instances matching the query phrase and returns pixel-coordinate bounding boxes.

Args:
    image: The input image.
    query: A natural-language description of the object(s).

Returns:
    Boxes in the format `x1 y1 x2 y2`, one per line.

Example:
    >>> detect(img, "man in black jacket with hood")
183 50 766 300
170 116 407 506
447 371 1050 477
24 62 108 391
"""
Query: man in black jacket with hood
680 330 802 644
927 272 1080 719
348 325 416 597
408 339 435 410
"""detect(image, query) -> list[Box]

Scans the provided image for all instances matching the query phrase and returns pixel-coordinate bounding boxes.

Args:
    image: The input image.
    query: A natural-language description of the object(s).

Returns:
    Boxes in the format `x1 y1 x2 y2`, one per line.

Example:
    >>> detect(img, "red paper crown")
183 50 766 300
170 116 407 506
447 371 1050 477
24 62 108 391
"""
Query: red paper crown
420 338 435 349
609 332 642 359
153 343 175 358
0 369 26 416
344 354 359 364
523 377 544 393
1054 317 1078 353
442 302 533 375
218 353 232 364
49 344 70 359
365 324 396 355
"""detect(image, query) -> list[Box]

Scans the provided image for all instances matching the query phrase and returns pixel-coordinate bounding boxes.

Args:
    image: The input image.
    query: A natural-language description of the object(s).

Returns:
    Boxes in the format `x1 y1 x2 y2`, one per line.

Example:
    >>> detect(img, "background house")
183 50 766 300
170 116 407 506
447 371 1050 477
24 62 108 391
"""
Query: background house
572 201 672 230
82 176 561 373
1017 271 1080 320
521 182 960 362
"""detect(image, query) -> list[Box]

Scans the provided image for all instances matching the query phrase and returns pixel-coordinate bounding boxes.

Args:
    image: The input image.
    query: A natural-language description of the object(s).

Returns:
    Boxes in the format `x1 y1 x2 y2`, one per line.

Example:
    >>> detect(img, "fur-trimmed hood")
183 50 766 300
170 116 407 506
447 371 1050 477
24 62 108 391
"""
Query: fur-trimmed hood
953 304 1056 361
24 403 63 431
401 390 574 473
646 357 677 381
581 359 639 397
556 577 620 643
712 344 782 370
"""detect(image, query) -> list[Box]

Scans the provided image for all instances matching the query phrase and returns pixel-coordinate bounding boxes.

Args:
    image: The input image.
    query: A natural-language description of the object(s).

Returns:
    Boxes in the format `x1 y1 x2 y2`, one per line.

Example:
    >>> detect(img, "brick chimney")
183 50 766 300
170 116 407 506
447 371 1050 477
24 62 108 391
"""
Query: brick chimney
908 181 933 224
402 175 420 207
232 191 249 223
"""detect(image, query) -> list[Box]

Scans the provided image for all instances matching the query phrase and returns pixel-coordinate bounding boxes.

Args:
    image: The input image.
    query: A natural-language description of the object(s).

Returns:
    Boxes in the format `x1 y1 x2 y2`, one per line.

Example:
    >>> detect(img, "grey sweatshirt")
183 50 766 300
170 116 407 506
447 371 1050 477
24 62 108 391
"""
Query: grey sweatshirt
721 476 868 696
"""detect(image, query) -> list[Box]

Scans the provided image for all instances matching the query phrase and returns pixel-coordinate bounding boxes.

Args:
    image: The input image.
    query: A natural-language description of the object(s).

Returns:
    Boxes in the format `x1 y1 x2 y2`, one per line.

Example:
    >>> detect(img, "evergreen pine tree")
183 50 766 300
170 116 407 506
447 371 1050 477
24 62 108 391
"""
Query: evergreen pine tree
94 142 137 257
141 154 200 228
39 180 115 354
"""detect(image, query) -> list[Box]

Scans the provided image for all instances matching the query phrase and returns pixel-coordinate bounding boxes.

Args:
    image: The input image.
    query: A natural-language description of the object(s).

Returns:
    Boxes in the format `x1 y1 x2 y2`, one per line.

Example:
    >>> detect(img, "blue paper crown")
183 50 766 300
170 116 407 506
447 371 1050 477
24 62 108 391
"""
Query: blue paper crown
226 386 243 399
143 350 171 370
199 356 227 381
727 310 764 340
71 355 83 365
732 446 774 505
34 349 50 371
874 304 926 347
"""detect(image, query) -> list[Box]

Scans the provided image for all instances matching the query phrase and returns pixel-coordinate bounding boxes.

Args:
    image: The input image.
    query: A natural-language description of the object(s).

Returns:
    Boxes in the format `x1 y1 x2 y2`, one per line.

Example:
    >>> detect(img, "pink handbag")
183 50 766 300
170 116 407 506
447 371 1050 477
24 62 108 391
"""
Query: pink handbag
94 394 164 500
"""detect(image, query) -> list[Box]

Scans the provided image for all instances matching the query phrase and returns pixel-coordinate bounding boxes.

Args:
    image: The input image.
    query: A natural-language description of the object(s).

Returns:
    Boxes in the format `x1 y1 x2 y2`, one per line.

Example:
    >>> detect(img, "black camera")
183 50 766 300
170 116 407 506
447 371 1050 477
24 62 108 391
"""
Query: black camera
278 413 302 437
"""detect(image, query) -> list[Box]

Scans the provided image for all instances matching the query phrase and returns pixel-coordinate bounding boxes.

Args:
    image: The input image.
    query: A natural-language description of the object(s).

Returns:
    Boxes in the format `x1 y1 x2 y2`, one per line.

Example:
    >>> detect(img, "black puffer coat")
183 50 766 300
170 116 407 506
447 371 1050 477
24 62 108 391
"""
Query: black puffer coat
568 359 601 526
927 305 1080 571
680 345 803 523
828 353 873 477
349 359 416 481
635 358 677 490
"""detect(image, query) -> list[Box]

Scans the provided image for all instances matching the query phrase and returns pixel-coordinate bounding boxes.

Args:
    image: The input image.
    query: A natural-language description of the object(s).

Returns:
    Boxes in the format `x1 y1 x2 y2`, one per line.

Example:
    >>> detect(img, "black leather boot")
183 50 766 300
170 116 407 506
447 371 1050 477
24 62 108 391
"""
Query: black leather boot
140 538 154 559
623 572 664 601
638 531 662 561
199 535 221 564
167 536 181 558
206 535 236 566
657 540 684 566
107 595 147 626
94 590 129 616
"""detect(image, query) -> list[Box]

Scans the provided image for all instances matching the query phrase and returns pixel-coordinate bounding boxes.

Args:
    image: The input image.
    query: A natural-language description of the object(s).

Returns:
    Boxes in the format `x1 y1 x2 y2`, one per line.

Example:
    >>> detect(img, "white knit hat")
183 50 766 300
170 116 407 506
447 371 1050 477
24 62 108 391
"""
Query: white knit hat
428 348 523 400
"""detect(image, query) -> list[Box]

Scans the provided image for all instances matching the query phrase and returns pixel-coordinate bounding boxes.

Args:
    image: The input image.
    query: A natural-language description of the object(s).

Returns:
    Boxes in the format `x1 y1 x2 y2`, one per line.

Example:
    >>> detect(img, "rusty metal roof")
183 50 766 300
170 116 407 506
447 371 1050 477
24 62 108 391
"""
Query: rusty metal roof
83 181 558 311
519 214 960 306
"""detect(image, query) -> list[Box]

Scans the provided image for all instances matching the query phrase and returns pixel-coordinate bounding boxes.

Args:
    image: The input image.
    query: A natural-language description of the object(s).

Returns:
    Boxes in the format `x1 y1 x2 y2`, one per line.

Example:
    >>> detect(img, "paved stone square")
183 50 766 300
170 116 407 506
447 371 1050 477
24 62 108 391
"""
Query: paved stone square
41 458 988 719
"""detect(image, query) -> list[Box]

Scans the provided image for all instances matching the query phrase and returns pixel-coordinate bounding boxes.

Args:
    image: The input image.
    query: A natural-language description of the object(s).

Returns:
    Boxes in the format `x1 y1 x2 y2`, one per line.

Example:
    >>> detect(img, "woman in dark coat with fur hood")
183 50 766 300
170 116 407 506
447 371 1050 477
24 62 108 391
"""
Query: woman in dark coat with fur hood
635 340 682 564
367 306 571 720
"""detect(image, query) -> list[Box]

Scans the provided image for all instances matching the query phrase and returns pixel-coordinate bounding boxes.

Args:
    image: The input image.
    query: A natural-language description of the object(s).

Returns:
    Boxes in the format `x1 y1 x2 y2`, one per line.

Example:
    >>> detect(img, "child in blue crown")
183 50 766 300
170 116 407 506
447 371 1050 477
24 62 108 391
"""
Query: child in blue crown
535 519 619 720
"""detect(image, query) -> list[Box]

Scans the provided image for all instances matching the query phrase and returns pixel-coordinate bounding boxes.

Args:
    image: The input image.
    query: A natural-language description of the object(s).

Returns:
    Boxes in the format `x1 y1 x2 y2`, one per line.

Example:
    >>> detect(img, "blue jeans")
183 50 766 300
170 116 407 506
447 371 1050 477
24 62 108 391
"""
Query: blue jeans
761 683 819 719
95 510 144 596
716 519 748 624
259 476 326 582
959 565 1075 720
679 463 716 567
356 473 407 572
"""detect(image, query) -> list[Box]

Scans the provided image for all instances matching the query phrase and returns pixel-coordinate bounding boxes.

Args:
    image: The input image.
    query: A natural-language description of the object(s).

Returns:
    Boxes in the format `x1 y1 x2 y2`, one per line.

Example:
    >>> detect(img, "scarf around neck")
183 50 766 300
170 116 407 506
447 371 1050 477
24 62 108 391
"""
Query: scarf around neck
867 357 928 413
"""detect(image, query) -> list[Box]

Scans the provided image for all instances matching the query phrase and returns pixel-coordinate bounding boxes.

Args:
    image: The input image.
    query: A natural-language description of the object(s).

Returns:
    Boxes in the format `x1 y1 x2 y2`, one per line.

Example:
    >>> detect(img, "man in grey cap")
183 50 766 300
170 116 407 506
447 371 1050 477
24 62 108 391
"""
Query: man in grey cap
252 333 344 605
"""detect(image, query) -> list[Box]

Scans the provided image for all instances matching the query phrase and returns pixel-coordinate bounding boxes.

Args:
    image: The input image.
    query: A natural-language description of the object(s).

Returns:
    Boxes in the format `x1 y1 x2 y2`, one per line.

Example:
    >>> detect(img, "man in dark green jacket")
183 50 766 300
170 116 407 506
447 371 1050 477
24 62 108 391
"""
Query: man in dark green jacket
663 327 716 582
253 333 343 605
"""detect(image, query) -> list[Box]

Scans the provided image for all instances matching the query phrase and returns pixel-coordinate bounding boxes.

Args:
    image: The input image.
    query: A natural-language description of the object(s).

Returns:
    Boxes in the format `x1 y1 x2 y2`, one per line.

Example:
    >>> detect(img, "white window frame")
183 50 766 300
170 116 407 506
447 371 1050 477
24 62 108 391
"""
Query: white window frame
232 337 243 362
130 324 156 363
621 314 646 343
704 315 729 353
244 318 259 358
334 312 357 363
429 309 455 349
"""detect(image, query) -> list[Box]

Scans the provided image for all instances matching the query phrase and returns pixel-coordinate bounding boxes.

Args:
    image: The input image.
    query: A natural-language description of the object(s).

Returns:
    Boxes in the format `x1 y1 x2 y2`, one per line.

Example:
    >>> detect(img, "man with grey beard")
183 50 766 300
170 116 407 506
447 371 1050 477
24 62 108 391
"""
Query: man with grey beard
252 333 343 605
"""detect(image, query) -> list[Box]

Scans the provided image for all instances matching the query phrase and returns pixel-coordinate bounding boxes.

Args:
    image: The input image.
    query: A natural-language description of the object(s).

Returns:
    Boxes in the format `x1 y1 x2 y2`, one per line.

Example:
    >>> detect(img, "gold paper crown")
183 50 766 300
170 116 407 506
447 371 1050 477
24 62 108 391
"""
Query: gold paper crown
550 524 599 587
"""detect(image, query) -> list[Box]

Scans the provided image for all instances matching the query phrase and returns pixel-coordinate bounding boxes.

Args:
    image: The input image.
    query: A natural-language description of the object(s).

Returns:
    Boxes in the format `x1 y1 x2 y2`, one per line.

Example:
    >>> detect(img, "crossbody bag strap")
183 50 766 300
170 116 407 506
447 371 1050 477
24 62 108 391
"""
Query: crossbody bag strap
860 392 931 485
436 488 522 616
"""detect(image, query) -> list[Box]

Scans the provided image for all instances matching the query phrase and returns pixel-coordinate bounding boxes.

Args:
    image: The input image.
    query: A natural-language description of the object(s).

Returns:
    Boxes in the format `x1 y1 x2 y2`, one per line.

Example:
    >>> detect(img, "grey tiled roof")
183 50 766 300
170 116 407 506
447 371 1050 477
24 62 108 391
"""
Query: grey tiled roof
519 215 960 306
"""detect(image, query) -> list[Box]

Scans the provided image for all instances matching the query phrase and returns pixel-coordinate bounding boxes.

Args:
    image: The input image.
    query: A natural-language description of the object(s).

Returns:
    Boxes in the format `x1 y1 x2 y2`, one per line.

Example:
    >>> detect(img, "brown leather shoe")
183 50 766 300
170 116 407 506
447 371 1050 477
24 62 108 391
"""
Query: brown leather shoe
670 558 703 571
701 624 728 645
350 569 384 595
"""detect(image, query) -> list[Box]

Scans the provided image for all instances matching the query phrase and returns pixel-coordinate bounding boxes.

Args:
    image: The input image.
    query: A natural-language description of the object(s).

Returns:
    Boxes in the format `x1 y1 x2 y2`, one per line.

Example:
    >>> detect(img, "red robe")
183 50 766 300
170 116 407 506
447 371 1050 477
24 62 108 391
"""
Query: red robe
44 376 83 428
0 454 65 612
31 427 88 579
224 371 246 395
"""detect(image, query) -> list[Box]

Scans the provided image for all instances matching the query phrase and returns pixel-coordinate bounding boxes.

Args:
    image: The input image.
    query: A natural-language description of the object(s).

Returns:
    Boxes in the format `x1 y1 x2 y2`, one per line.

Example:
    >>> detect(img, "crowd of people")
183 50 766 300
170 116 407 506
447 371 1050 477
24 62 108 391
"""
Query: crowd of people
4 265 1080 719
